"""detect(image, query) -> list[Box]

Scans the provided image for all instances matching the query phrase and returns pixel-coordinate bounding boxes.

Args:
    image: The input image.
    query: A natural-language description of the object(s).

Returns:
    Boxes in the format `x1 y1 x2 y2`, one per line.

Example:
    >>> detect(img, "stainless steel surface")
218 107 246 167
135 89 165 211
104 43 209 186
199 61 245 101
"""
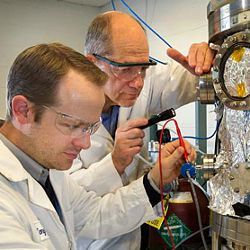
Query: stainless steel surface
147 140 159 164
202 154 216 168
212 230 221 250
211 210 250 247
230 163 250 195
207 0 232 14
199 74 216 104
206 1 250 249
207 0 250 43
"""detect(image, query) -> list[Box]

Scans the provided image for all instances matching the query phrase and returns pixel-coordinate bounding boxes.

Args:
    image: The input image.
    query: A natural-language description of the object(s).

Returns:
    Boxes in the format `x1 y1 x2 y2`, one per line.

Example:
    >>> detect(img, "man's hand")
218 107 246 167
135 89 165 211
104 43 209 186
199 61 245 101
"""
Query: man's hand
112 118 148 175
167 42 215 76
150 139 196 187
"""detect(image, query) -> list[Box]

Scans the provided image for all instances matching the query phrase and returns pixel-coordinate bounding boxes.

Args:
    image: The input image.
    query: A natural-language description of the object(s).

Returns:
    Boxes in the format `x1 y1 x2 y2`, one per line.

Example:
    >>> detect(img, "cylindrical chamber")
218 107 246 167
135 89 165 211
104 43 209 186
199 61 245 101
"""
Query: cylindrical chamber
207 0 250 43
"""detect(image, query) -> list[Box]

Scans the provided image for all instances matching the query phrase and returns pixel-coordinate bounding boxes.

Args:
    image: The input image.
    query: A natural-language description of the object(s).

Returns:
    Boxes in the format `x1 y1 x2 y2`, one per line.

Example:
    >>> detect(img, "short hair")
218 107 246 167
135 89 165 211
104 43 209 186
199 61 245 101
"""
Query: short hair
85 13 113 56
85 11 146 56
6 42 107 121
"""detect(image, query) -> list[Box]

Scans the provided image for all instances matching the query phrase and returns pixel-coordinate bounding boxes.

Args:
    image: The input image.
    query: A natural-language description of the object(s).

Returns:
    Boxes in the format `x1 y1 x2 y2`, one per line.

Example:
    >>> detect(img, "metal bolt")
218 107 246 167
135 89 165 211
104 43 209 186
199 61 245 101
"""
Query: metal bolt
229 175 234 180
213 79 220 84
209 43 221 51
221 43 229 49
242 34 247 40
230 36 237 42
213 66 219 72
230 101 238 107
215 53 222 59
240 101 246 107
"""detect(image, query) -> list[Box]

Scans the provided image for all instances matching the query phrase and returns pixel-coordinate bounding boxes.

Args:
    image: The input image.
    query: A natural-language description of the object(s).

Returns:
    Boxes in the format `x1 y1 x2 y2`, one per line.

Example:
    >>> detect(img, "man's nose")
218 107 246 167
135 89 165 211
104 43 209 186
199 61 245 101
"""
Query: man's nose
128 74 144 89
72 133 91 150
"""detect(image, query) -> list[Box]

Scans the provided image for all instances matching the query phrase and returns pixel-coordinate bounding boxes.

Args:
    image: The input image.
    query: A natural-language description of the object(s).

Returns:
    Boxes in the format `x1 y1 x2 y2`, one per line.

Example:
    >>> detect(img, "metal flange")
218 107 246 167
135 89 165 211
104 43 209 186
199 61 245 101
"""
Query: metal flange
211 31 250 110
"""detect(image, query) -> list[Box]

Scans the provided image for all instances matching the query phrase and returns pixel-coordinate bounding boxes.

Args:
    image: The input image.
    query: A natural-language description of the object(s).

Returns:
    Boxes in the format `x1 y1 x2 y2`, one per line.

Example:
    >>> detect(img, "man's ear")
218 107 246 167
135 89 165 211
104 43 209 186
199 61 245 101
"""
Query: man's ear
86 54 105 72
86 54 97 64
11 95 34 124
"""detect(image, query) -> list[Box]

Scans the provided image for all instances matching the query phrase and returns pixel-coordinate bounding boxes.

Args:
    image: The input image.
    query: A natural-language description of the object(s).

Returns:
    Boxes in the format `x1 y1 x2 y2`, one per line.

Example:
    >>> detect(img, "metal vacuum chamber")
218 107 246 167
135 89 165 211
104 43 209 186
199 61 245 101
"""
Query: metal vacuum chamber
200 0 250 248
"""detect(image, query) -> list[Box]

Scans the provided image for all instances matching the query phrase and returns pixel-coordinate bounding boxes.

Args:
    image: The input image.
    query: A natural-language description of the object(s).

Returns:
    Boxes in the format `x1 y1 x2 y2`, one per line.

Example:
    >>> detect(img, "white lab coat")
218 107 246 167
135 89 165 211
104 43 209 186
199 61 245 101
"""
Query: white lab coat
70 61 198 250
0 140 157 250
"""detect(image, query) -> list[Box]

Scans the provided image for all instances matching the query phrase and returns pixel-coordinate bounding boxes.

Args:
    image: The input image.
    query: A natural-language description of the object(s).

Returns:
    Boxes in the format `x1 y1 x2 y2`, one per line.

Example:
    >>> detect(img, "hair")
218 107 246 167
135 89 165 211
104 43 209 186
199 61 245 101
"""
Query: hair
6 42 108 121
85 11 146 56
85 12 113 56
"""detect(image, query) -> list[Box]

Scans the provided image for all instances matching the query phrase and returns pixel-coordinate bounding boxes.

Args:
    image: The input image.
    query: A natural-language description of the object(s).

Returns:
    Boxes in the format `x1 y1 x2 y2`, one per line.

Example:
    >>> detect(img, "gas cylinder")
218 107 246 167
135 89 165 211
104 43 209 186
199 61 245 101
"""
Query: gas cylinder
148 178 210 249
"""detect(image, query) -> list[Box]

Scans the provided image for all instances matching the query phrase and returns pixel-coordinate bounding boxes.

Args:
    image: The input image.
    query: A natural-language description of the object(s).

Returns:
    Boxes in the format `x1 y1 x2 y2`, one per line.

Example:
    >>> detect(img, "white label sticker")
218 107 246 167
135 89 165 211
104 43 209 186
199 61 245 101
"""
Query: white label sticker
220 4 230 31
34 220 49 241
169 192 193 204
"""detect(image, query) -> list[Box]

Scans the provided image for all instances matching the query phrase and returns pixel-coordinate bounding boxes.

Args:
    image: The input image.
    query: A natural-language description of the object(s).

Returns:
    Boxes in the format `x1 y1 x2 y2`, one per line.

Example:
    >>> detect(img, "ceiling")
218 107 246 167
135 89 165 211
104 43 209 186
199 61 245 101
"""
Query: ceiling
60 0 111 7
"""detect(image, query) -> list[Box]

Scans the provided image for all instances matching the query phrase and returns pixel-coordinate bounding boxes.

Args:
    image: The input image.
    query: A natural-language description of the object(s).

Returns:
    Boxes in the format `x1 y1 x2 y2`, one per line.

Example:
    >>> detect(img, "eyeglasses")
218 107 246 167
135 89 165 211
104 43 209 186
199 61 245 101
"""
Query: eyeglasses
42 105 102 137
93 54 157 82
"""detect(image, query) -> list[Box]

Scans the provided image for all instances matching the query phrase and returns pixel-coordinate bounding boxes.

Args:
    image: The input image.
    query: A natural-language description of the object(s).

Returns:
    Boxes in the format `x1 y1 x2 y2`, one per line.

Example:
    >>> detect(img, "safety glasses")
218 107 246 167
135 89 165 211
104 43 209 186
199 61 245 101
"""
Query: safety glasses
93 53 157 82
42 105 102 137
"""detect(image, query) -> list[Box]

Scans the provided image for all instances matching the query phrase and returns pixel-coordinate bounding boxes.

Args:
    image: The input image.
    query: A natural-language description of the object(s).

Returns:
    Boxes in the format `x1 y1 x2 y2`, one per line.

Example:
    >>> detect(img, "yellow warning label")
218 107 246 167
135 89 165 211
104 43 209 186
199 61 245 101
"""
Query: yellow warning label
146 196 169 230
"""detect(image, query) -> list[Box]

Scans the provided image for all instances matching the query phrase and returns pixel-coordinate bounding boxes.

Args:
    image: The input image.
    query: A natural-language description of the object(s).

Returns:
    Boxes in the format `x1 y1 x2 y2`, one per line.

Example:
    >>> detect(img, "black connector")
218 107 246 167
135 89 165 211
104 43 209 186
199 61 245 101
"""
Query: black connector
139 108 176 130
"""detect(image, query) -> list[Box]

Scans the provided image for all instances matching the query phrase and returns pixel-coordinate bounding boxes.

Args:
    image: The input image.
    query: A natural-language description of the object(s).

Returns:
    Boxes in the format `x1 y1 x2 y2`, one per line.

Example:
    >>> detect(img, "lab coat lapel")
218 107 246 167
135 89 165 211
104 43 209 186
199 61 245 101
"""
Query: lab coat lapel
49 170 75 241
27 175 56 212
0 140 58 214
98 123 113 140
49 170 71 212
117 107 133 127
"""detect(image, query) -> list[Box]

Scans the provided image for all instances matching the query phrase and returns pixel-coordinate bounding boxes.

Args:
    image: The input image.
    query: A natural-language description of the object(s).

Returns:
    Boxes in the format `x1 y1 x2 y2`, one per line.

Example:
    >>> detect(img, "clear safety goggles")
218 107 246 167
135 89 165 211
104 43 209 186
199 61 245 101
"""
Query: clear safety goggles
42 105 102 137
93 54 157 82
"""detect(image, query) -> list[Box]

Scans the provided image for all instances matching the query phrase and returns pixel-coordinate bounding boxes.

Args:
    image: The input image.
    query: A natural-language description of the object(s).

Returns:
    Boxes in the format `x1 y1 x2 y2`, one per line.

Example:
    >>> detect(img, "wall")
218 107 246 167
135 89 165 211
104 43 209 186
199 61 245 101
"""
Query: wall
0 0 99 118
102 0 216 153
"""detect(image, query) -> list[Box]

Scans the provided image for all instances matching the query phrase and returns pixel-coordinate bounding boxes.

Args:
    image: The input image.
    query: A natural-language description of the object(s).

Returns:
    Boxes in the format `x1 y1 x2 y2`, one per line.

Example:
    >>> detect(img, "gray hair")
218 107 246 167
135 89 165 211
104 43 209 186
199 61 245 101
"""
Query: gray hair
85 11 146 56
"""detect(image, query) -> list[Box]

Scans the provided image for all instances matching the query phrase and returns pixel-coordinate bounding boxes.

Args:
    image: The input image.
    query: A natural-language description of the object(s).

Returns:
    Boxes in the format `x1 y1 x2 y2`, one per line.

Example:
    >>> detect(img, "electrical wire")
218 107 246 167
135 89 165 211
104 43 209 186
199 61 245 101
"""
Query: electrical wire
111 0 116 10
159 125 206 155
111 0 170 64
158 118 189 249
174 225 211 249
158 119 212 249
149 56 168 65
119 0 172 48
172 120 220 141
159 122 175 249
214 112 223 155
116 0 171 64
186 171 209 250
158 118 211 249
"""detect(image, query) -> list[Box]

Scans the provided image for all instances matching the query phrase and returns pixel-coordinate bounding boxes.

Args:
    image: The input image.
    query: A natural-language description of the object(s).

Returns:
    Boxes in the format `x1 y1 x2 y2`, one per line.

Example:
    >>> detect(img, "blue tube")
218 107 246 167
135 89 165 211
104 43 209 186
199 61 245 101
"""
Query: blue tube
111 0 116 10
119 0 173 48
